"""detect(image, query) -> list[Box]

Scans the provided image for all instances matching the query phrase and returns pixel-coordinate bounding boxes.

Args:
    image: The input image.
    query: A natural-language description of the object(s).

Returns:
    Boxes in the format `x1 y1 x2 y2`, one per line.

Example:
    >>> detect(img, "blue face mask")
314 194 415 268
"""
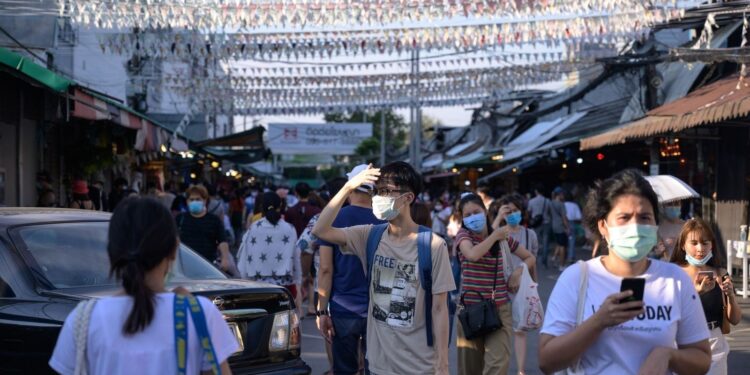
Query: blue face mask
188 201 204 214
686 252 713 266
665 206 681 220
463 213 486 233
506 211 522 226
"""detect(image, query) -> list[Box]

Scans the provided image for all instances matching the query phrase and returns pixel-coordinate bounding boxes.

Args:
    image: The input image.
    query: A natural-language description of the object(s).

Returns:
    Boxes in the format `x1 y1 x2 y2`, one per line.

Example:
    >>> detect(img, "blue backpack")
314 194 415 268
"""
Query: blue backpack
365 224 455 347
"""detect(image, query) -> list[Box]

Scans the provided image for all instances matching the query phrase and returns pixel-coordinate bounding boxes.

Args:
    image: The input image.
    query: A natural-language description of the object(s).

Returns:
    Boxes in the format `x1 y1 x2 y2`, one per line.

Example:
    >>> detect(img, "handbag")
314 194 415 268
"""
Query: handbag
458 250 502 340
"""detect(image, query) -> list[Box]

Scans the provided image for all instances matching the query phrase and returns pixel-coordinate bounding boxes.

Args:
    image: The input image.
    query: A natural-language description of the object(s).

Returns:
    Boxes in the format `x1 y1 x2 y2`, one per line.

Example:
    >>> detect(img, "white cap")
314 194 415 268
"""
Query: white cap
347 164 374 193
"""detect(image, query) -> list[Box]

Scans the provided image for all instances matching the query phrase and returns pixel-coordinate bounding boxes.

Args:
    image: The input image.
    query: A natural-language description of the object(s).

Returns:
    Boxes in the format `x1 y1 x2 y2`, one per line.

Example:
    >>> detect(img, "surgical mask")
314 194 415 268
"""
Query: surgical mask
665 207 681 220
463 213 486 233
606 223 658 262
506 211 523 227
188 201 205 214
434 204 444 212
686 252 713 266
372 194 405 221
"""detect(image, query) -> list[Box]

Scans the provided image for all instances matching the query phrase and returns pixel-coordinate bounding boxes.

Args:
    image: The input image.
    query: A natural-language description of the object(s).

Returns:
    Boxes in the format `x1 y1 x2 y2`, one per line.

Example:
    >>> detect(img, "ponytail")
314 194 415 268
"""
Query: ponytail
120 260 155 334
108 197 177 335
265 209 281 225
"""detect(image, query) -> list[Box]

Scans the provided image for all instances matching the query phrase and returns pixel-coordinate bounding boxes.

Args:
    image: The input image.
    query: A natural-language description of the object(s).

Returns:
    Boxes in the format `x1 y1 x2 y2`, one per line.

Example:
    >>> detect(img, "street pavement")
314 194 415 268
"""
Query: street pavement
300 247 750 374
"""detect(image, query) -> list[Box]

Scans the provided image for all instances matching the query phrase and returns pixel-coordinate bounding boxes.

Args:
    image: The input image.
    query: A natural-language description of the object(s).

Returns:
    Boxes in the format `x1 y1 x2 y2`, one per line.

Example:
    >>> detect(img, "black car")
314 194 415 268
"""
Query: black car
0 208 310 374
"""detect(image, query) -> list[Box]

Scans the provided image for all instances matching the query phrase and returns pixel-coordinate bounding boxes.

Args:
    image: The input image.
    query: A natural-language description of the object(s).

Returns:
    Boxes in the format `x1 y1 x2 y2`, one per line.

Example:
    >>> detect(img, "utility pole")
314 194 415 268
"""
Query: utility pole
380 110 386 166
409 48 422 169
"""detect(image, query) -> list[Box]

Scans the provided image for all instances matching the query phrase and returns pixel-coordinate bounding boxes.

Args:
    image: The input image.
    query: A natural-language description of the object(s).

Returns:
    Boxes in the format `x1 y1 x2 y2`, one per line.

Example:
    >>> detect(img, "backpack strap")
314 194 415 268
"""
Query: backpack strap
73 299 98 375
416 225 434 347
174 294 222 375
366 224 389 289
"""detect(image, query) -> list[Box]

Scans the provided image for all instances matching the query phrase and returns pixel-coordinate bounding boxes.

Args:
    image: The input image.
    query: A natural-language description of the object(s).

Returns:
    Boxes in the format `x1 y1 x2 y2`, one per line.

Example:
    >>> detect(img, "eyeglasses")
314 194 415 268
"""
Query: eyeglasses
374 187 407 197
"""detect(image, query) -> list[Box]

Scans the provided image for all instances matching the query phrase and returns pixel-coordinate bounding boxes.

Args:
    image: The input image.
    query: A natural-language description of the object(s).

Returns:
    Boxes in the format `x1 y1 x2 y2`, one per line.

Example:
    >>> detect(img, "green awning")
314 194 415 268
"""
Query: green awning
0 47 72 92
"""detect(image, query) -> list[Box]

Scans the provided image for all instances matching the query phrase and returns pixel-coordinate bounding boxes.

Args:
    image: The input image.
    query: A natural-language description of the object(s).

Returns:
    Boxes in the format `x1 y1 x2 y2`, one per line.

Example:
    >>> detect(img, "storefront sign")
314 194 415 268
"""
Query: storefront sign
267 123 372 155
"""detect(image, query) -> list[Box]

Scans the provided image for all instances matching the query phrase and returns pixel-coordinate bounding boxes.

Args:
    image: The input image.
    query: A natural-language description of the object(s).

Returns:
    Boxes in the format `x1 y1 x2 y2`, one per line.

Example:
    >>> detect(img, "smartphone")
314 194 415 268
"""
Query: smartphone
697 270 715 282
620 278 646 309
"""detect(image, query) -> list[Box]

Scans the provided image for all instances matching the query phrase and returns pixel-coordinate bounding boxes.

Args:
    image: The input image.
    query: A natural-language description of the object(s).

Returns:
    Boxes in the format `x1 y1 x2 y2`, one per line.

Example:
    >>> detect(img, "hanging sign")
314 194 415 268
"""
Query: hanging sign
267 123 372 155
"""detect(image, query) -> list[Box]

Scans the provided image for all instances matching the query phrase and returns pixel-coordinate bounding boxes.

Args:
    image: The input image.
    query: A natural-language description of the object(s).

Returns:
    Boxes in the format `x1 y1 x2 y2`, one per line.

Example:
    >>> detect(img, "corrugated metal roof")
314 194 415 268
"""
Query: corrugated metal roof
582 75 750 150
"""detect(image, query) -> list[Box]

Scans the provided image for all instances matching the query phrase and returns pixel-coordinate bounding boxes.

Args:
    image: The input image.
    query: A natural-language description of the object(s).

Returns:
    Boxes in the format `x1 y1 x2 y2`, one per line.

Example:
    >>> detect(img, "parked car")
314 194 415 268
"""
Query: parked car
0 208 310 374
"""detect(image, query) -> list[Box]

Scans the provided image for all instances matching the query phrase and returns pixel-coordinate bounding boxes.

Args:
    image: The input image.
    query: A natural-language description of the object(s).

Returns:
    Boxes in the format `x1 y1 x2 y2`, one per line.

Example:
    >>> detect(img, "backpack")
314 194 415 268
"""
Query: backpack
366 224 453 347
529 198 548 228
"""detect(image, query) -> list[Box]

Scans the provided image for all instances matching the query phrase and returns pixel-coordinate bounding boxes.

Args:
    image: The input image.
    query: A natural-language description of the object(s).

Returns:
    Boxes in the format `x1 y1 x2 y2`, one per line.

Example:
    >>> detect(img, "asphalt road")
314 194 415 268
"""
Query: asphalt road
300 256 566 375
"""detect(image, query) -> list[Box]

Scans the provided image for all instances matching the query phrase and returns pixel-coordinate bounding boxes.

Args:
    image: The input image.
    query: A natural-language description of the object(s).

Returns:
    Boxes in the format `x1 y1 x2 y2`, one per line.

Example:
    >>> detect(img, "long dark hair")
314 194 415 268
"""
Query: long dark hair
108 197 178 335
670 217 724 268
262 192 282 225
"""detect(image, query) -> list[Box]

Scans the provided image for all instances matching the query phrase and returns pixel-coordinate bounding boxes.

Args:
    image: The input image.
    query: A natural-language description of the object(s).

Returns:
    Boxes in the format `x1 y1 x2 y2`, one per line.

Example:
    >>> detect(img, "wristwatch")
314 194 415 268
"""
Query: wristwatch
315 310 330 317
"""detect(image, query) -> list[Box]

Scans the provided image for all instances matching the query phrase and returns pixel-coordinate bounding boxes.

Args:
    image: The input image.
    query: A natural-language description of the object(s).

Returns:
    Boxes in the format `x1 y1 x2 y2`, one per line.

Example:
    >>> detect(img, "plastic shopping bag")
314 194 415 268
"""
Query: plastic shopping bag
511 263 544 331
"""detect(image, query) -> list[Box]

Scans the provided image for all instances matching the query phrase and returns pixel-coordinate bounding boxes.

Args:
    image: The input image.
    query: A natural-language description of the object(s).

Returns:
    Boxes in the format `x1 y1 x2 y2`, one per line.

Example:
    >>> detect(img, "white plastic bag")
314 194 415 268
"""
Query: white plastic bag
511 263 544 331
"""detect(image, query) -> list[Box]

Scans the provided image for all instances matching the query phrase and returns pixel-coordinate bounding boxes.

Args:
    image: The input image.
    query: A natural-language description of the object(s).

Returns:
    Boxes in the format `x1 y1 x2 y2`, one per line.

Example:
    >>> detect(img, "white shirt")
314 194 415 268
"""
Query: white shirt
542 257 709 375
564 201 582 221
50 293 239 375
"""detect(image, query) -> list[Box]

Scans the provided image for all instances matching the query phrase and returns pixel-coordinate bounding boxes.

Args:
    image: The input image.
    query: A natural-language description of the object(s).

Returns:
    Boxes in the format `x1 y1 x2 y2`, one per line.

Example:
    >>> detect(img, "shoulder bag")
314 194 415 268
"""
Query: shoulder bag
530 199 547 228
457 250 502 340
554 260 588 375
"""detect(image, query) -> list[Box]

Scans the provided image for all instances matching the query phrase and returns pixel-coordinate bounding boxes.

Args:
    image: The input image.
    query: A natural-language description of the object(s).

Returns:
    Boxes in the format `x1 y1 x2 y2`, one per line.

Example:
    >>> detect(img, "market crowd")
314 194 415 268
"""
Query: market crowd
49 163 742 375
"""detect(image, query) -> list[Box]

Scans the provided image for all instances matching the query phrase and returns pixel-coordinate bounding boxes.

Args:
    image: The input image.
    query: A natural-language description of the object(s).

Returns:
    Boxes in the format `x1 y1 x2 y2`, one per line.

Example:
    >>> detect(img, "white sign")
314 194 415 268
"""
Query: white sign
267 123 372 155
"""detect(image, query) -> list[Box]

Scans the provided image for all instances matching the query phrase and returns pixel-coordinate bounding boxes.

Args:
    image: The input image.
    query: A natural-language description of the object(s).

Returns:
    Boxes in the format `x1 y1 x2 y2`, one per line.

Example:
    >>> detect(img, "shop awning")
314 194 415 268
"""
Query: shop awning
502 111 587 161
72 87 171 152
195 127 265 149
0 46 72 92
478 158 538 183
581 76 750 150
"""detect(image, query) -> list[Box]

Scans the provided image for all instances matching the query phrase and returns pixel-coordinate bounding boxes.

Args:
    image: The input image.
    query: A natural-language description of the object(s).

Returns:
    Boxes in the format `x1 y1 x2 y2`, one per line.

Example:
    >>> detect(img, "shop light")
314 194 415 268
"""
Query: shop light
478 168 484 172
512 168 518 173
491 154 504 161
229 169 239 177
576 158 583 164
643 161 648 166
160 144 168 153
562 163 568 169
211 161 220 168
189 173 197 179
596 153 605 161
464 180 470 186
451 168 458 173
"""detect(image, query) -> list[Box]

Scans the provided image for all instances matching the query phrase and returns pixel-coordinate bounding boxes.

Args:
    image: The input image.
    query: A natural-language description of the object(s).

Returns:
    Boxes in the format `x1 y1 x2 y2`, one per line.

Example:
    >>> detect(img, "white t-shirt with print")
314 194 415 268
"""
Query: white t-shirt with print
50 293 239 375
542 257 709 375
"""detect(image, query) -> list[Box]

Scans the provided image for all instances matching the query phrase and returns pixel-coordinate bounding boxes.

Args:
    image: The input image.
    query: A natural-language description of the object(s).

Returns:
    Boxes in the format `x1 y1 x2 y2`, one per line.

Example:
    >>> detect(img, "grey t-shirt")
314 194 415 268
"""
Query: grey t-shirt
341 225 456 375
550 200 567 234
528 196 552 224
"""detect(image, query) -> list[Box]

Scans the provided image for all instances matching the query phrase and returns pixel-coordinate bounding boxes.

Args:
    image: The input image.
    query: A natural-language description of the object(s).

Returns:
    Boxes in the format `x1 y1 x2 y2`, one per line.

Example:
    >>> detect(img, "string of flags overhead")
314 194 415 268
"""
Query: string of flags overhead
58 0 693 116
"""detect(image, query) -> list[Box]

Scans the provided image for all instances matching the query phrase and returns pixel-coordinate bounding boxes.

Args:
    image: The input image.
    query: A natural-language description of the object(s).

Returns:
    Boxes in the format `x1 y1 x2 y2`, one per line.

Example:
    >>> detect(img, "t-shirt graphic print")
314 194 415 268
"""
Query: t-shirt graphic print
371 256 418 328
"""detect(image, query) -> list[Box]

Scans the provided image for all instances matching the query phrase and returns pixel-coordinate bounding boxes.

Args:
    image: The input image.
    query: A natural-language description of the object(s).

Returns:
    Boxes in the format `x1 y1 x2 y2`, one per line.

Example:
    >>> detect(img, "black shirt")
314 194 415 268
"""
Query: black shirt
176 213 226 261
700 283 724 325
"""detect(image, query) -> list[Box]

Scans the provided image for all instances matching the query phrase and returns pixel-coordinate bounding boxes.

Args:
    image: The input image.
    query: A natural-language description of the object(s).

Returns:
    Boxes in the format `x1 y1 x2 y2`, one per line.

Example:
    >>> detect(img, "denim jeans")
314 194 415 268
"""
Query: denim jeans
332 316 368 375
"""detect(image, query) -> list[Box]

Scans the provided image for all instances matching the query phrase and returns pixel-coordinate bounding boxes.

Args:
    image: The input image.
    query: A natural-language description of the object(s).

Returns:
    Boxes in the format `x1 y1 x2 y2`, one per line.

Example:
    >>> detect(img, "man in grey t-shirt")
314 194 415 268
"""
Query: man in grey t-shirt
527 184 552 268
550 187 570 271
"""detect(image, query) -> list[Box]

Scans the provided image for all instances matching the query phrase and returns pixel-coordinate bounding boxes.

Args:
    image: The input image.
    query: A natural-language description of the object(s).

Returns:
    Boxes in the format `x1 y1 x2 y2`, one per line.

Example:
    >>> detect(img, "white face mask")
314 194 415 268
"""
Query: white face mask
372 194 406 221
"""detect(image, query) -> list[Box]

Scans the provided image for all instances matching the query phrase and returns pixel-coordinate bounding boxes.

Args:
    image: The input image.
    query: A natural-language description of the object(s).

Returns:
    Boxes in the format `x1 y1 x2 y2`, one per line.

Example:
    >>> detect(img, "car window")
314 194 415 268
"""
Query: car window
14 222 225 289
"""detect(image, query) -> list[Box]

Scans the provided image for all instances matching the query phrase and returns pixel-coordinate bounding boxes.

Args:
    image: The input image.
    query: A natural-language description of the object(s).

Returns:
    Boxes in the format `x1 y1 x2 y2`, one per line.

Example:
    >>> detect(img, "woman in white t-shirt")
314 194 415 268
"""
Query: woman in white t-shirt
50 197 238 375
539 169 711 375
493 194 539 375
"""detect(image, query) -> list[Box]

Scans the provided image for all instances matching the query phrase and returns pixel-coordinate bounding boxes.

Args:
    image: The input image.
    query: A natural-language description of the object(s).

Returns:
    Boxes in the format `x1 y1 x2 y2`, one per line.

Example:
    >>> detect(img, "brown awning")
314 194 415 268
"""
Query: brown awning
581 76 750 150
196 126 265 149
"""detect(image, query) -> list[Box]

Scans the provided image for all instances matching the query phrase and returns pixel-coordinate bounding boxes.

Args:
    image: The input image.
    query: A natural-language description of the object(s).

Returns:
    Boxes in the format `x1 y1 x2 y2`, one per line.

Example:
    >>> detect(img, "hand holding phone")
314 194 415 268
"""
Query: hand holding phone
696 270 715 282
620 278 646 310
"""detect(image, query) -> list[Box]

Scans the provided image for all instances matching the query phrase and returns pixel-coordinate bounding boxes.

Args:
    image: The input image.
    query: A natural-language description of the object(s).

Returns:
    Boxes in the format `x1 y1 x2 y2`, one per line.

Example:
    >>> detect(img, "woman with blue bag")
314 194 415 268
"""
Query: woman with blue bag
50 197 238 374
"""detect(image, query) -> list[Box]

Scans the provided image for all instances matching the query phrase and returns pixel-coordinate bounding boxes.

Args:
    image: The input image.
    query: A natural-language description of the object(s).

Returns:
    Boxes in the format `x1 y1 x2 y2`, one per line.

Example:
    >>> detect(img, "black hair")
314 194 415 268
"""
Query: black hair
583 169 660 243
262 192 282 225
72 193 90 202
295 182 311 199
533 183 545 195
477 183 493 197
325 177 348 198
108 197 178 335
496 193 526 225
114 177 128 187
379 161 422 205
458 192 499 255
